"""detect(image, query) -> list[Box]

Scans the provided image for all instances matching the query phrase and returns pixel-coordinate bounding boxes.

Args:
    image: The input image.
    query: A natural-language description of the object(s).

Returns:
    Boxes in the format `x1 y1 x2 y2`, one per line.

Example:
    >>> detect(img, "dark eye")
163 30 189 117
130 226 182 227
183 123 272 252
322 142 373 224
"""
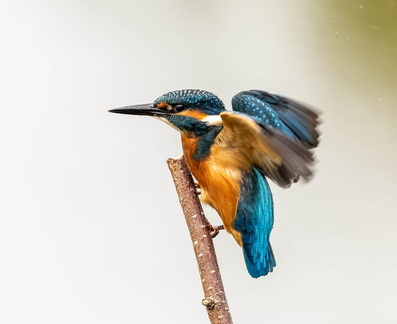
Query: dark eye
174 104 185 112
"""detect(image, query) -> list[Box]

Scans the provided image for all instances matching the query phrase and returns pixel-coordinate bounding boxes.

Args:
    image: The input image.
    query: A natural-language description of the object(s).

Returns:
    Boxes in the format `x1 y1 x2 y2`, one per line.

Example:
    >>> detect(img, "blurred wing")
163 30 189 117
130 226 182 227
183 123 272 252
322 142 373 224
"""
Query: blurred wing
232 90 320 148
218 111 315 188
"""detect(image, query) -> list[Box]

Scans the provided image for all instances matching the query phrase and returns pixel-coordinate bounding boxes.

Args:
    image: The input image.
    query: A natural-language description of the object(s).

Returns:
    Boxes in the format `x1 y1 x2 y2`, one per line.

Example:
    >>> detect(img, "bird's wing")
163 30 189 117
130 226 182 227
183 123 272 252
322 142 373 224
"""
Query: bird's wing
218 110 315 188
231 90 320 148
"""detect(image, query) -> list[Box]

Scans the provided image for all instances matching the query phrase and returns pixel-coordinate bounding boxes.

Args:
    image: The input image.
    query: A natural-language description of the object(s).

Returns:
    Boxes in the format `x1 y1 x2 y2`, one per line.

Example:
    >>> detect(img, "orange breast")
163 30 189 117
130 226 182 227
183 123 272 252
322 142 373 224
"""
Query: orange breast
181 133 245 245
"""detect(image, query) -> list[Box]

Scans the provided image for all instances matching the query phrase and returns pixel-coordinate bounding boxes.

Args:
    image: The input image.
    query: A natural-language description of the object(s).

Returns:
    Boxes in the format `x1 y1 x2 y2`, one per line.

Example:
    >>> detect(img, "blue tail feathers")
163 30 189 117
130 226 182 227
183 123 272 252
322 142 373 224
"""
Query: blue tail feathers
234 168 276 278
242 242 276 278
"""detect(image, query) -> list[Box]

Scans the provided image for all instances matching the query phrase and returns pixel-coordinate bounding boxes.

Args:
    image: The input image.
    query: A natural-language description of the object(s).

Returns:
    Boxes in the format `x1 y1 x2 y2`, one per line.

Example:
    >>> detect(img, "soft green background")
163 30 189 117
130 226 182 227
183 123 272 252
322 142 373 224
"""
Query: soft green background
1 0 396 323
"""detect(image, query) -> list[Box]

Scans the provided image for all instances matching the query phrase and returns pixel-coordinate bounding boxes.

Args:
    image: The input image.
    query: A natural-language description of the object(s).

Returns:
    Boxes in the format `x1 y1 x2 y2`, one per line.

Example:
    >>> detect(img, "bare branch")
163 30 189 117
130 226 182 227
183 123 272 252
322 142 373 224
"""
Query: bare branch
167 156 233 324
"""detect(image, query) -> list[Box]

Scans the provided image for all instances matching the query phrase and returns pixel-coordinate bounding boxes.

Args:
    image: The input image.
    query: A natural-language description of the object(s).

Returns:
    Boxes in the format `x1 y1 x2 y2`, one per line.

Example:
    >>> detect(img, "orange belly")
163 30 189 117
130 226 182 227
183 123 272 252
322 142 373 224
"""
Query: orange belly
181 134 250 246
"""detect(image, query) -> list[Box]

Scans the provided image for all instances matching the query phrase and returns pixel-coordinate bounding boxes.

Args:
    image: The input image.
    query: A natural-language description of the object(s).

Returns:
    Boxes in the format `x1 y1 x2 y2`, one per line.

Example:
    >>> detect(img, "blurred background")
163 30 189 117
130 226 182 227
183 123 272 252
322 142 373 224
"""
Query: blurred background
1 0 396 323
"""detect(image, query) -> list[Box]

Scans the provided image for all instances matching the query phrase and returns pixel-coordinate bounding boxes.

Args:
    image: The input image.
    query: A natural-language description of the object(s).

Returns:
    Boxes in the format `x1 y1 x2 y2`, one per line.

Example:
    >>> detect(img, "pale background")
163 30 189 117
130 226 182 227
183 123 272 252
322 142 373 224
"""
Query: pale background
1 0 397 323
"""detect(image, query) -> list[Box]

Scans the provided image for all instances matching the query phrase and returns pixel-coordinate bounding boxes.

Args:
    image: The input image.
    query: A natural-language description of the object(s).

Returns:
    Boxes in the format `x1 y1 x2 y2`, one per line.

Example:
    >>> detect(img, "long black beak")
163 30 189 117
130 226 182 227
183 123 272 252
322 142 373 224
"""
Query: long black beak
109 103 168 117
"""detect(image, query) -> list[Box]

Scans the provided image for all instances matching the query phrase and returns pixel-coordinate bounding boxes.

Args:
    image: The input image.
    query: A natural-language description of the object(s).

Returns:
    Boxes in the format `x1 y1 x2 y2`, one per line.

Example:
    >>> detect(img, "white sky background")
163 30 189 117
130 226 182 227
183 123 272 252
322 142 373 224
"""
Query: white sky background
1 0 397 323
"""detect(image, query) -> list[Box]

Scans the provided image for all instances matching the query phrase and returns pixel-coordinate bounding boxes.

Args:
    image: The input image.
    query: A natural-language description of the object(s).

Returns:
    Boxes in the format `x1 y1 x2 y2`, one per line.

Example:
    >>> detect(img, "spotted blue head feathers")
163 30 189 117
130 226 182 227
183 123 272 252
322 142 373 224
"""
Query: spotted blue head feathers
154 89 226 115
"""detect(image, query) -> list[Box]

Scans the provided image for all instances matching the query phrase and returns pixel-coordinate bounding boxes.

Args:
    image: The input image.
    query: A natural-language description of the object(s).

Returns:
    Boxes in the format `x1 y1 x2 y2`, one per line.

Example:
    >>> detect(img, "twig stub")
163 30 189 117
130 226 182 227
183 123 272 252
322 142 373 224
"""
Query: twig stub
202 298 216 310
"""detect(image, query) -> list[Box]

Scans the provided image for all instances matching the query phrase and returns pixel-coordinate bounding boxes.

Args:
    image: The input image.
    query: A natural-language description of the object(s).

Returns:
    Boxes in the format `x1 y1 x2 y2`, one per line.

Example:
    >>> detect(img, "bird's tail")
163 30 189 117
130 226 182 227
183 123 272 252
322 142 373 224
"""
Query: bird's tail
242 242 276 278
234 168 276 278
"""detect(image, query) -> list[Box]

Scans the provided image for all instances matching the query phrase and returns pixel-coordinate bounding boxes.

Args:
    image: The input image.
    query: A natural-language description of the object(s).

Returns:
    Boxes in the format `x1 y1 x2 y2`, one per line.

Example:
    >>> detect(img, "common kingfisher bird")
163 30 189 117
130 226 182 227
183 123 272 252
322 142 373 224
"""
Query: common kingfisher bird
110 89 320 278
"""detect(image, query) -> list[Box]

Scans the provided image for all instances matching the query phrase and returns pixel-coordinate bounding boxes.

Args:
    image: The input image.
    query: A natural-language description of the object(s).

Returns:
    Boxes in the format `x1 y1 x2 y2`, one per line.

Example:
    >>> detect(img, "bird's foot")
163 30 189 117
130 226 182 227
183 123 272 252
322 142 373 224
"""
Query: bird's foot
194 182 201 195
209 225 225 238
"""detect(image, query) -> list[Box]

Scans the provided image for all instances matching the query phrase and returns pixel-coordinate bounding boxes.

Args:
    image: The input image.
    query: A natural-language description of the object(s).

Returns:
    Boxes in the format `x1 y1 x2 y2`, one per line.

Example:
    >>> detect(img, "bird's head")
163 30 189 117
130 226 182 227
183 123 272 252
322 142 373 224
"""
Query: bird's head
109 89 225 132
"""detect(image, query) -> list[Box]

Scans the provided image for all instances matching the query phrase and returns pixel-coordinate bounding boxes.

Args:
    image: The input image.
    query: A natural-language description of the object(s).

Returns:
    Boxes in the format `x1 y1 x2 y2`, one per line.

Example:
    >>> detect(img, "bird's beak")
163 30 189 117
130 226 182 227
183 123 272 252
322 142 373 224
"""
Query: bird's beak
109 103 168 117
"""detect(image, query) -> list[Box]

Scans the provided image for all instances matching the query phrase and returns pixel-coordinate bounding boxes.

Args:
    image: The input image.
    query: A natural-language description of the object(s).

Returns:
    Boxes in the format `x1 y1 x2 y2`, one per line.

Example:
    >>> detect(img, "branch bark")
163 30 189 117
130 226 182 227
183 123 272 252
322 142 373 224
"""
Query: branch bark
167 156 233 324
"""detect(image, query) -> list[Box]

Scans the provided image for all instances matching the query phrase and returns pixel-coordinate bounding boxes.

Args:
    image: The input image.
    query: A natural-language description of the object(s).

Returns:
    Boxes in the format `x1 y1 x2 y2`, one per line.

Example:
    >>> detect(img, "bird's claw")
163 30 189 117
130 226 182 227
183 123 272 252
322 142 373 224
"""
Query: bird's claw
209 225 225 238
194 182 201 195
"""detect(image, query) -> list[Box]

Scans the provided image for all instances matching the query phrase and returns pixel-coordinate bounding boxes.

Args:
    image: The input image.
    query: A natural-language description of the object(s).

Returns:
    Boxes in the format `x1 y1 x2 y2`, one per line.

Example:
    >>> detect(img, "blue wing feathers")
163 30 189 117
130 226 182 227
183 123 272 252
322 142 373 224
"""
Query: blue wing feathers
231 92 294 137
232 90 320 148
234 168 276 278
231 90 320 188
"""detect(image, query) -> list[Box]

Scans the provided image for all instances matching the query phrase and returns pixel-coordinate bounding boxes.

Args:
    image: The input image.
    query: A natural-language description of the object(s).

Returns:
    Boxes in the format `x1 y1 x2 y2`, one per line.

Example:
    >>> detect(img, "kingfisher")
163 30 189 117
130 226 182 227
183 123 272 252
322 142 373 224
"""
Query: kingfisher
109 89 320 278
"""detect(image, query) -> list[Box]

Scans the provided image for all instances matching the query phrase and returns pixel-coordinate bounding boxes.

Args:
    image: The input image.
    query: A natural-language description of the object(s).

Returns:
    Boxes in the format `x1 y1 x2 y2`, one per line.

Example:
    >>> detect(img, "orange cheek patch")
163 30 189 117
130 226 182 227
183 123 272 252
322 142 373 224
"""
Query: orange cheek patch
178 110 208 119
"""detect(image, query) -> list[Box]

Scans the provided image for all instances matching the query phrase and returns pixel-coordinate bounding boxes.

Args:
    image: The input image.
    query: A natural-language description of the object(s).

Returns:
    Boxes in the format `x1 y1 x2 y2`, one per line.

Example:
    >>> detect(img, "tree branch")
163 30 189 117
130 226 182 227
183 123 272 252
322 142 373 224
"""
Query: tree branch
167 156 233 324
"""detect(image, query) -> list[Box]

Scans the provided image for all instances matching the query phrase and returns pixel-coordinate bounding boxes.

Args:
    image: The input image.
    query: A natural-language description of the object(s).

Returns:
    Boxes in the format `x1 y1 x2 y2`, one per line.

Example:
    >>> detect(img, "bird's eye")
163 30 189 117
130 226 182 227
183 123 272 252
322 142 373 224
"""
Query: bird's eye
174 104 185 112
